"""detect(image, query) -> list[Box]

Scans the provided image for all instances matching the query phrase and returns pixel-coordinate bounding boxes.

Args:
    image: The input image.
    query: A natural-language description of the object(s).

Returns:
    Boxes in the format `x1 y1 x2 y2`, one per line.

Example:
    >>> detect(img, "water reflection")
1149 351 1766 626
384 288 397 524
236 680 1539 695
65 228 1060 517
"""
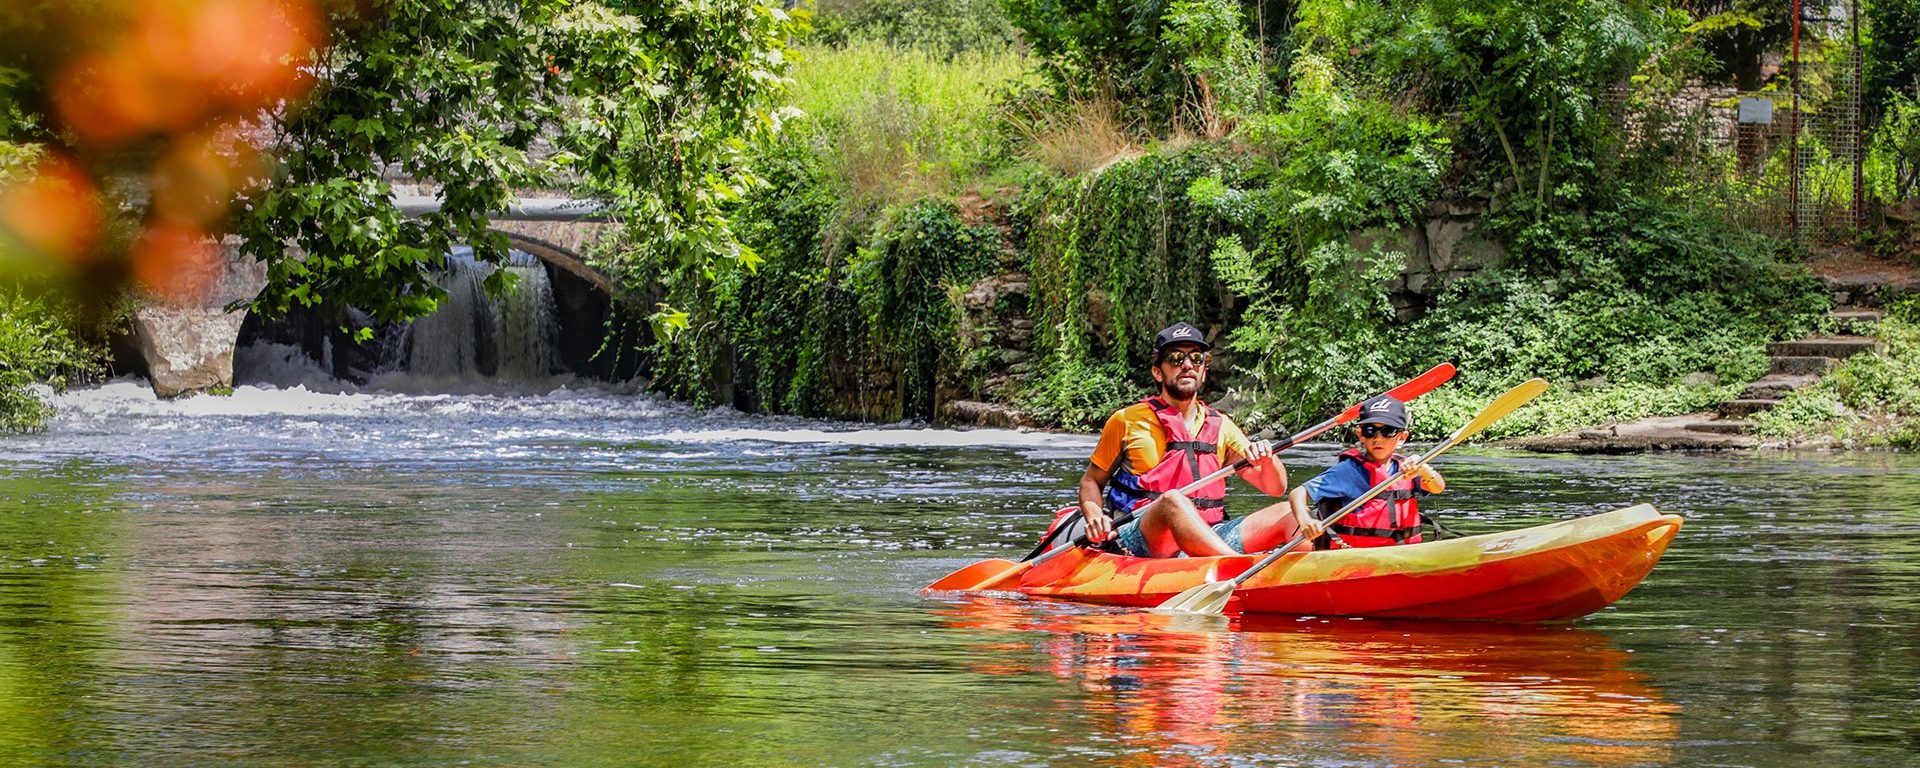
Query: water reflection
6 389 1920 766
938 596 1677 766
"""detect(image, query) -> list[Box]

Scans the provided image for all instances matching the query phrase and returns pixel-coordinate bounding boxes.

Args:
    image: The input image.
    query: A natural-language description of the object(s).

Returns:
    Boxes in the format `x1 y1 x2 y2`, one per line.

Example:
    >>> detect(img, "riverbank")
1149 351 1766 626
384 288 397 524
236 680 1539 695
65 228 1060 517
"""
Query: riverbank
1502 266 1920 452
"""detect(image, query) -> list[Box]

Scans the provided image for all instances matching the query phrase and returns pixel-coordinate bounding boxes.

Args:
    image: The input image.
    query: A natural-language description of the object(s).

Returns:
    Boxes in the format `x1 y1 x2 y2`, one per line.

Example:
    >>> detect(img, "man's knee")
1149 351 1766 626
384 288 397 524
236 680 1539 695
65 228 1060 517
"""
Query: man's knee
1156 489 1194 513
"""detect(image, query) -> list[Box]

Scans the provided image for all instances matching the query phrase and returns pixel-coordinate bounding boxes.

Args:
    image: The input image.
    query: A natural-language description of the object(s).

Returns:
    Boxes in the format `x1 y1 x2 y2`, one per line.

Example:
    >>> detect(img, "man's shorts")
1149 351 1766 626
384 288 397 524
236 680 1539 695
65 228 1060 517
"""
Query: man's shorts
1112 516 1249 557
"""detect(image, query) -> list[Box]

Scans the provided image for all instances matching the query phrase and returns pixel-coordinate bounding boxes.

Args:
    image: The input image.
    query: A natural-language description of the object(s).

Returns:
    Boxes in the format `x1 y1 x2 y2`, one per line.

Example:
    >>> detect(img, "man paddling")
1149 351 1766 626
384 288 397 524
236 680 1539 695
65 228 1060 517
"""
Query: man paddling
1077 322 1290 558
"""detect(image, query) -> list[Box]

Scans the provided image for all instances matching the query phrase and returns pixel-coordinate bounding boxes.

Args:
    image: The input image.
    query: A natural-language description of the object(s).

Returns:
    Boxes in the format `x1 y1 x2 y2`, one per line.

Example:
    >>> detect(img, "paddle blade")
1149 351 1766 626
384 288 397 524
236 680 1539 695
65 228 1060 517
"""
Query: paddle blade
1149 580 1236 616
1449 378 1548 445
1331 363 1458 425
1382 362 1457 405
925 558 1023 591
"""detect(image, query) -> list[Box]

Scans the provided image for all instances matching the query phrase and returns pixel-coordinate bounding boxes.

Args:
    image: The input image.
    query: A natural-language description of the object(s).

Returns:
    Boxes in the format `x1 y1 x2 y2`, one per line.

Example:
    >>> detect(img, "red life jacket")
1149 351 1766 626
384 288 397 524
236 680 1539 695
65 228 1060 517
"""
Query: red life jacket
1103 396 1229 524
1318 448 1422 547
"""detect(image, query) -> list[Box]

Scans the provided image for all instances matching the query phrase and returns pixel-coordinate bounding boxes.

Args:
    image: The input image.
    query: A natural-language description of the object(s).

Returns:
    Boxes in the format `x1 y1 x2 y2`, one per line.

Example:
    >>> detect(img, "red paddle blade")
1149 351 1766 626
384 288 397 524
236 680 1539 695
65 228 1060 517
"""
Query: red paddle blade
1333 363 1457 424
925 558 1023 591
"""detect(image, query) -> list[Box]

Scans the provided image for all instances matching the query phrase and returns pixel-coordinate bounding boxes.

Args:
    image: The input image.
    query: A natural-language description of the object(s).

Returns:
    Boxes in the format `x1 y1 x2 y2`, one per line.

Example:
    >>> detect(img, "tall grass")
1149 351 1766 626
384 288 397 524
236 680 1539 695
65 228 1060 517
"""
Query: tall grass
786 41 1033 202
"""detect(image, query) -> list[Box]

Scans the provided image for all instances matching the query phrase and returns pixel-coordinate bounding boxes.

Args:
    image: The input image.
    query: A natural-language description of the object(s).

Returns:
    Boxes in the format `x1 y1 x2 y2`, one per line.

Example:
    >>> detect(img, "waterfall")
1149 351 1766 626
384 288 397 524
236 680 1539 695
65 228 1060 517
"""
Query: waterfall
393 248 561 381
493 251 560 381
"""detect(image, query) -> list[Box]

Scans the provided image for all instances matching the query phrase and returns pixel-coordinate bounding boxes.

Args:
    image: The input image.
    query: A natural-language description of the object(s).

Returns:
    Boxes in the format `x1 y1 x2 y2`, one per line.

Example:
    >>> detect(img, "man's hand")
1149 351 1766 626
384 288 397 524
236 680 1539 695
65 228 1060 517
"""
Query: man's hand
1082 505 1113 543
1243 439 1274 461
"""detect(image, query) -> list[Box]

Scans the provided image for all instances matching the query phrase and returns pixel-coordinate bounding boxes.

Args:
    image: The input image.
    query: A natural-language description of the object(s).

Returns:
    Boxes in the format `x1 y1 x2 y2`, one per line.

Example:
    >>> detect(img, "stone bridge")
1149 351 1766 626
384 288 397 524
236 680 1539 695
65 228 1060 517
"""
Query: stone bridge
129 199 621 397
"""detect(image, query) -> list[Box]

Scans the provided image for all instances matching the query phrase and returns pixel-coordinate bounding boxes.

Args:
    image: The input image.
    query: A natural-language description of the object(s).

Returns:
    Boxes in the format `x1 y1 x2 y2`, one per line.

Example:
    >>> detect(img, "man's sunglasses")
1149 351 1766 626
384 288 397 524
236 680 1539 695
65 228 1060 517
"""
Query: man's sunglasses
1160 351 1212 368
1358 425 1403 438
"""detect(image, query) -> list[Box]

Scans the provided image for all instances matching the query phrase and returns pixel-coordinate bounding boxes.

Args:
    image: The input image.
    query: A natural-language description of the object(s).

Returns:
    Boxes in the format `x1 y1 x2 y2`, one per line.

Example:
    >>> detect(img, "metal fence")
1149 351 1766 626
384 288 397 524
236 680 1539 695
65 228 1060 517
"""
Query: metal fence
1605 0 1865 246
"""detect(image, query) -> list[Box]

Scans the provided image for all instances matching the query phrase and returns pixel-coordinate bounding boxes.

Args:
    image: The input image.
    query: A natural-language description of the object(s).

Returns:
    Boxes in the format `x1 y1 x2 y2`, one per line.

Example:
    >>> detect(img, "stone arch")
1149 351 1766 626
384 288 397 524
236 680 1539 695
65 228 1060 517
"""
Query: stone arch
494 230 618 297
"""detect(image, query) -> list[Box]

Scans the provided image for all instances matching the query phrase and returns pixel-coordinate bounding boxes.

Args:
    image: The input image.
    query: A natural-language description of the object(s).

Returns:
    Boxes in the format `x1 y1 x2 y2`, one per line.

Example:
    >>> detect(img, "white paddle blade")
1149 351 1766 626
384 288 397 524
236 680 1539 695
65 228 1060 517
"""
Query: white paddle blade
1150 581 1235 615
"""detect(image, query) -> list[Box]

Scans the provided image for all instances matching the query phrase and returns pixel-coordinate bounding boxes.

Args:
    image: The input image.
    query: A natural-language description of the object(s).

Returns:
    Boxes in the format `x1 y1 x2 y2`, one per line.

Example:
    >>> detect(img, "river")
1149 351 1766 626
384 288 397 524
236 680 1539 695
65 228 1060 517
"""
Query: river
2 380 1917 767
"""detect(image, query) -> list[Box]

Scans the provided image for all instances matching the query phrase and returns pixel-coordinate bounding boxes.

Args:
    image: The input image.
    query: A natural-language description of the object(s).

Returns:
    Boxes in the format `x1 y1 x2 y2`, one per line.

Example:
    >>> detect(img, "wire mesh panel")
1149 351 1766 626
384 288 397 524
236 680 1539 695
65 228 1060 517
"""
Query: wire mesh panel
1597 0 1863 246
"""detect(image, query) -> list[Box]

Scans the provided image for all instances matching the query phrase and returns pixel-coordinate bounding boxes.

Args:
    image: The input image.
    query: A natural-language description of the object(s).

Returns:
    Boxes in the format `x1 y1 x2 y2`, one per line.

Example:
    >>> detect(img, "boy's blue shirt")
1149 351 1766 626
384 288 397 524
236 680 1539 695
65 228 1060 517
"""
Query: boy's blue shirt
1301 455 1431 505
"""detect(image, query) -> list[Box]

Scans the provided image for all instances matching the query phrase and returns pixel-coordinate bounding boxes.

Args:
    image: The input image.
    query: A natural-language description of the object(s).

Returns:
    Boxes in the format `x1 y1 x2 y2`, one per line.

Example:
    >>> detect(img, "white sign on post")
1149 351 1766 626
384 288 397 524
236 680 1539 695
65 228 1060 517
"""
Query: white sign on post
1738 97 1774 125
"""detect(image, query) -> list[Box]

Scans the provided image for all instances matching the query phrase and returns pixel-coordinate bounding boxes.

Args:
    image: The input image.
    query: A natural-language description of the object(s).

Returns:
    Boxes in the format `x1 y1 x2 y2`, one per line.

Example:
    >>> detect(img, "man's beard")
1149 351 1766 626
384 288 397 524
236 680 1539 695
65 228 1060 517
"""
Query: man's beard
1162 376 1201 399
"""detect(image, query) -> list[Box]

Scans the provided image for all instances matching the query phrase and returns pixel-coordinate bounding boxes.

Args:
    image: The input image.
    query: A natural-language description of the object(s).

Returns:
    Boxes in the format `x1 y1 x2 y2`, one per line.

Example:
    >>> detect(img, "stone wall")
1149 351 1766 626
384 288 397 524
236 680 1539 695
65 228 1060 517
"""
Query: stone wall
1364 199 1508 322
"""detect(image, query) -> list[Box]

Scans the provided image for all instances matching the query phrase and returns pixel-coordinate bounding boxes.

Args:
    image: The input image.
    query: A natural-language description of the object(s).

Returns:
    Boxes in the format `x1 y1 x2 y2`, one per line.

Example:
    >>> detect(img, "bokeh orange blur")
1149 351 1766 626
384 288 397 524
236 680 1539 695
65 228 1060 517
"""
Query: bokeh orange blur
0 154 104 265
0 0 323 302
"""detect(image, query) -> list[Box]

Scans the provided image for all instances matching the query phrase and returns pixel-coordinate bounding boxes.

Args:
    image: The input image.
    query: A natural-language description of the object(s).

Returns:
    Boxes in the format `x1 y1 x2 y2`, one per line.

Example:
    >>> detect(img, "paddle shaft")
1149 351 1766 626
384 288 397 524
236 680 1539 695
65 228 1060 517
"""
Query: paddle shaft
1027 363 1460 561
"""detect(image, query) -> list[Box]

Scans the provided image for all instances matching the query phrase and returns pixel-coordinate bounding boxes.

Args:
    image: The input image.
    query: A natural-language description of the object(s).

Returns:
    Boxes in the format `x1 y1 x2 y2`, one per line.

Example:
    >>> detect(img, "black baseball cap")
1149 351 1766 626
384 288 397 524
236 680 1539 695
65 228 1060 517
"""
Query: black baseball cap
1356 395 1408 429
1153 322 1211 353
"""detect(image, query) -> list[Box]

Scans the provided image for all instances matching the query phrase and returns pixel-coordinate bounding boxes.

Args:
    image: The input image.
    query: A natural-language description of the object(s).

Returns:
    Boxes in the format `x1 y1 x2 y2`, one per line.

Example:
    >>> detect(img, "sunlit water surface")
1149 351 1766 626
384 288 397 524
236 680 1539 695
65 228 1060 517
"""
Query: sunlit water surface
2 381 1917 767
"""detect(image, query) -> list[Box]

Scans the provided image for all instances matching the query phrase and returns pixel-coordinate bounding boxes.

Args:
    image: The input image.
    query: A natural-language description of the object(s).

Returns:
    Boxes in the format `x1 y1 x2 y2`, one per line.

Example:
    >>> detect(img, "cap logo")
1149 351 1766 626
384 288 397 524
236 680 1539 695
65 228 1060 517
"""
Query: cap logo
1171 327 1193 338
1368 399 1390 411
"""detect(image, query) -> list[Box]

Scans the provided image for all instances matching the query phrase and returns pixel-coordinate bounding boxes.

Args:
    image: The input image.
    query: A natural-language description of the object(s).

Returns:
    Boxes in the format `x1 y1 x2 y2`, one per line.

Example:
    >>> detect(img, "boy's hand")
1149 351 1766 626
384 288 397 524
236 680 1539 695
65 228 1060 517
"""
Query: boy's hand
1415 464 1446 493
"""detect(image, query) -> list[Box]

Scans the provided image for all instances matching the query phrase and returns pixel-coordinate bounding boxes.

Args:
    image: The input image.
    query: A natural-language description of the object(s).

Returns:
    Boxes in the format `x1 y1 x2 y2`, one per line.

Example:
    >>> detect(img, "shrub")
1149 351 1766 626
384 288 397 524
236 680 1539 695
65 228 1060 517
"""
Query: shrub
811 0 1020 57
0 290 107 433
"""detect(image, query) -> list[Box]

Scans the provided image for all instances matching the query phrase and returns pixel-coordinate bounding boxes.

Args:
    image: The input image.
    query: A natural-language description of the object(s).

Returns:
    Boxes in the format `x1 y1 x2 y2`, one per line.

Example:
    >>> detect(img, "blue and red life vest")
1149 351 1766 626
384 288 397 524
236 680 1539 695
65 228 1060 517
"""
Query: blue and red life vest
1102 396 1229 524
1317 448 1422 547
1031 397 1231 557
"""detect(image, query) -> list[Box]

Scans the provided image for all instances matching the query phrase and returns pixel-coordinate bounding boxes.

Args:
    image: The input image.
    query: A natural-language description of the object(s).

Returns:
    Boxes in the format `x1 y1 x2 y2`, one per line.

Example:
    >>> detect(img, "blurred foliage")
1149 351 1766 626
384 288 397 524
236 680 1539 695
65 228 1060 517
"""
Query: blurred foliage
810 0 1020 56
0 288 107 432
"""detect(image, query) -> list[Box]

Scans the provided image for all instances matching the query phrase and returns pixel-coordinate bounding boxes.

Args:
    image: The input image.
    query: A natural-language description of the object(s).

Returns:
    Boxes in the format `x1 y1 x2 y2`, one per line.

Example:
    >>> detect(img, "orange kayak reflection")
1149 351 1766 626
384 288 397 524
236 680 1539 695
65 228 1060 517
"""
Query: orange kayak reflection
936 598 1679 766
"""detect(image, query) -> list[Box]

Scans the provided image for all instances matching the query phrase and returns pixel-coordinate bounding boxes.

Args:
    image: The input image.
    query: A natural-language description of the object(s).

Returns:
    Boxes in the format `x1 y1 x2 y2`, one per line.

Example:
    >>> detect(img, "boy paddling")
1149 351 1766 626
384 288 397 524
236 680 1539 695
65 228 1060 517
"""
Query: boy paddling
1284 395 1445 548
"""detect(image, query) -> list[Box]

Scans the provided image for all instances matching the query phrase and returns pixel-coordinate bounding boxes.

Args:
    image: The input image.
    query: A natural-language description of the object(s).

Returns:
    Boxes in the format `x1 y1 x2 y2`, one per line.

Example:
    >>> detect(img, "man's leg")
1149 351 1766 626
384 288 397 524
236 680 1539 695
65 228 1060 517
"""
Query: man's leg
1228 500 1314 553
1137 490 1237 557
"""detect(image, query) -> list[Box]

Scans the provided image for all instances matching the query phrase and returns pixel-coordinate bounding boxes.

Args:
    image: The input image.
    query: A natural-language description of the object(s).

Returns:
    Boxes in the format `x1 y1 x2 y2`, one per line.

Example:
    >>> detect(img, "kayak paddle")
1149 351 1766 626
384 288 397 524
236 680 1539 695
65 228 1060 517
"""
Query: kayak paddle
1150 377 1548 616
923 363 1459 592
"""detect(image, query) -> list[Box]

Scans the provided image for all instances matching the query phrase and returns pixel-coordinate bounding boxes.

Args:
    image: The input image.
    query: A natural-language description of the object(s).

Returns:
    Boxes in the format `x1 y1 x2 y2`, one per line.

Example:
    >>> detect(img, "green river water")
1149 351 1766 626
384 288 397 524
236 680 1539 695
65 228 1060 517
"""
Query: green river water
1 382 1917 767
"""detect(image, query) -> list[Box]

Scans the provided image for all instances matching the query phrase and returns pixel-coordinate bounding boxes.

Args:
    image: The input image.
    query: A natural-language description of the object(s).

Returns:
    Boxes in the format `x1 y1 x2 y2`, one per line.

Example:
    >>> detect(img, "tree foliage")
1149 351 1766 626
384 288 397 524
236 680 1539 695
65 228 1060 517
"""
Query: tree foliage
237 1 803 336
1004 0 1287 129
1866 0 1920 121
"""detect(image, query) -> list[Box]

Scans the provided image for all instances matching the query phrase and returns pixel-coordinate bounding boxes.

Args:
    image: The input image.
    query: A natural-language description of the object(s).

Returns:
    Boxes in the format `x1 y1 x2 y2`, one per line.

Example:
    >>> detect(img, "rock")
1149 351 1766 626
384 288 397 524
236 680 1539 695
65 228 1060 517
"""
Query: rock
941 399 1037 429
1576 375 1609 389
1424 219 1473 273
131 305 249 398
1682 371 1718 387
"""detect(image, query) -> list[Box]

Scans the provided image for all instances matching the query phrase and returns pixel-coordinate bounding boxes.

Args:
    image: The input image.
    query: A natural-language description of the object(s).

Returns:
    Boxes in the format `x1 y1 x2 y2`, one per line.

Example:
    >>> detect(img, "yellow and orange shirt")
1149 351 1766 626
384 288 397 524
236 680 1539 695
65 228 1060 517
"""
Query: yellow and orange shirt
1089 400 1254 476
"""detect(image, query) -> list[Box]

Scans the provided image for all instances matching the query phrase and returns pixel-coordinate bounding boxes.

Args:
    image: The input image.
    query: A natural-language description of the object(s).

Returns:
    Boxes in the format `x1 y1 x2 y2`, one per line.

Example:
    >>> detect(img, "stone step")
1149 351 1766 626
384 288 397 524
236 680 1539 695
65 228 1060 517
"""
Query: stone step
1769 355 1838 376
1826 277 1920 308
1741 374 1819 399
1717 398 1780 419
1765 335 1883 359
1830 308 1883 324
1685 419 1753 435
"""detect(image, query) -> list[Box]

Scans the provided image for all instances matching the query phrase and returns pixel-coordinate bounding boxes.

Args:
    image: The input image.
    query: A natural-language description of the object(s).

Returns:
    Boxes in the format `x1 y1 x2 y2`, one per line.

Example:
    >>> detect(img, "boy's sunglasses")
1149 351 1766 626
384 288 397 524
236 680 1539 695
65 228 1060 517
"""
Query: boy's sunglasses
1358 425 1402 438
1160 351 1212 368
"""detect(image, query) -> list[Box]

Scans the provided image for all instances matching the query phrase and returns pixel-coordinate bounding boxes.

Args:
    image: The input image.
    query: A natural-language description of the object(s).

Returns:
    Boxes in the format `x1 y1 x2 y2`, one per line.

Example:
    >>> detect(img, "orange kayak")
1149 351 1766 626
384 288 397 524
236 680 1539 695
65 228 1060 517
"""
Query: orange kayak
1017 504 1682 622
